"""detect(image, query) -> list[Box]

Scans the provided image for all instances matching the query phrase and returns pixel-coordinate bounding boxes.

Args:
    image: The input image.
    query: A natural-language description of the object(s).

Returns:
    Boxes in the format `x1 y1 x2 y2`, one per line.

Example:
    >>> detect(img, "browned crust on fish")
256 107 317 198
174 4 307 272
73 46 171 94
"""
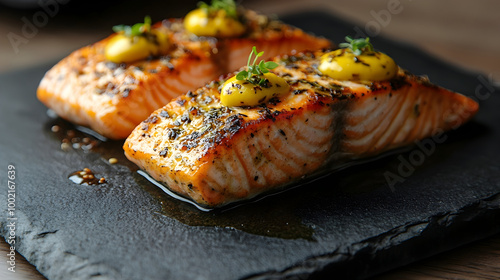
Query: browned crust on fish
37 10 331 139
124 50 479 207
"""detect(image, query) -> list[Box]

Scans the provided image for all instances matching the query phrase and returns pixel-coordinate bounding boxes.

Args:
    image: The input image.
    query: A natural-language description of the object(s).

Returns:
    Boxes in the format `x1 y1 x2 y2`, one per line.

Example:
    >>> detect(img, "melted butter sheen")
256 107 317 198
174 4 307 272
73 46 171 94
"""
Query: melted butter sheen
184 9 246 37
319 49 397 81
220 73 290 107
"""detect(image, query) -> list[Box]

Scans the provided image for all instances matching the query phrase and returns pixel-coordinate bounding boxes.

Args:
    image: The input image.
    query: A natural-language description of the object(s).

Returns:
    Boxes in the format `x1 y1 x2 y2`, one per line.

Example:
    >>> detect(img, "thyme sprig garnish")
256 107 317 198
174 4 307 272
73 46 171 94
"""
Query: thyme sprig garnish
235 46 278 86
339 36 374 56
112 16 152 37
198 0 238 18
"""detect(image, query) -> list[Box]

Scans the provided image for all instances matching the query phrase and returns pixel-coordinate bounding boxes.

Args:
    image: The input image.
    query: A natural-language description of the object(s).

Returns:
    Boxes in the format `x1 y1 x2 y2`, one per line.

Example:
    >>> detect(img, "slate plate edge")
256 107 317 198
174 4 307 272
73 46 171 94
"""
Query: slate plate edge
242 192 500 279
1 191 499 280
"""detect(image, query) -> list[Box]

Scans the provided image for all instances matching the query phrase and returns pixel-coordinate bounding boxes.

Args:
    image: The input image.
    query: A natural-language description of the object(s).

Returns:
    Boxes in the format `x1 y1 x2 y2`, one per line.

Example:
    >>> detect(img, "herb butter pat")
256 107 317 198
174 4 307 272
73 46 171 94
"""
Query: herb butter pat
319 36 398 81
105 16 169 64
184 0 246 38
221 47 289 107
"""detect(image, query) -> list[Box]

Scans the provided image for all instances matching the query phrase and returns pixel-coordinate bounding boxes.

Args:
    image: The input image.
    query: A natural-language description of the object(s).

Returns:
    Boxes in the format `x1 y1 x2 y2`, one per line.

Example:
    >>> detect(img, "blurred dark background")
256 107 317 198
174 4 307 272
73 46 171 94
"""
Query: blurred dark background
0 0 200 26
1 0 499 81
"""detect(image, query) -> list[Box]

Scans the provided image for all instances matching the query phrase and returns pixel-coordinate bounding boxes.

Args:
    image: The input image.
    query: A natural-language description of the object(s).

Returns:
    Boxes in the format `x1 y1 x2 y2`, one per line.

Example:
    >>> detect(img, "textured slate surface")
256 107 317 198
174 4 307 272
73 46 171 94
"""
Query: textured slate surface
1 11 500 280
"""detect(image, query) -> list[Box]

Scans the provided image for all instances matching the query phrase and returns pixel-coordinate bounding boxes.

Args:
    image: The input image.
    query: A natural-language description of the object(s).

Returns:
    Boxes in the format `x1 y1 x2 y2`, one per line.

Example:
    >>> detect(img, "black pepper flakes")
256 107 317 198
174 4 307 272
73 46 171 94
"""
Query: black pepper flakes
159 147 169 157
224 115 242 134
159 110 170 118
166 63 175 70
185 131 201 140
180 113 191 123
354 56 370 67
144 115 159 124
414 104 421 117
166 128 181 140
122 88 131 97
285 64 299 70
258 106 276 122
390 76 411 91
268 97 281 106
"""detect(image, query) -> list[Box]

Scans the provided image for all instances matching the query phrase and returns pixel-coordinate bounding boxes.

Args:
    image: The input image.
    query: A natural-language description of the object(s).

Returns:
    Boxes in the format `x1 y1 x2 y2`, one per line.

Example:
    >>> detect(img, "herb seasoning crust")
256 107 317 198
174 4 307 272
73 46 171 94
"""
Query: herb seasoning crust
37 9 331 139
124 50 479 208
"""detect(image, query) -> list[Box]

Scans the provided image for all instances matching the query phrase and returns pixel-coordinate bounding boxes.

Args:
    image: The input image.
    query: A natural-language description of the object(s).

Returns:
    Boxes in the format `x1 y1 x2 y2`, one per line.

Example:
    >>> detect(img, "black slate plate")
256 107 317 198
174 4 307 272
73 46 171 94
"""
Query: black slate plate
1 11 500 280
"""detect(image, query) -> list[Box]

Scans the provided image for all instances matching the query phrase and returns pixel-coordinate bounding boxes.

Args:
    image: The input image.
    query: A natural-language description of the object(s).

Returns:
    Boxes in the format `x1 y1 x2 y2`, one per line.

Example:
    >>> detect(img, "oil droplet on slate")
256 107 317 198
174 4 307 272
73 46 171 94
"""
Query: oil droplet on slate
69 168 106 185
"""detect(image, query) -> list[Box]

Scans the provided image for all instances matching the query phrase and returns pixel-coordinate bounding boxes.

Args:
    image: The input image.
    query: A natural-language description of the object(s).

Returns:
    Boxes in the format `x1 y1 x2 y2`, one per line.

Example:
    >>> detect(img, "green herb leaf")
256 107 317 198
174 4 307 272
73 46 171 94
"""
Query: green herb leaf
236 71 248 80
131 23 143 35
258 60 268 73
112 16 152 37
264 61 278 69
339 36 374 56
250 65 260 75
235 46 279 85
198 0 238 18
144 15 152 27
112 25 126 33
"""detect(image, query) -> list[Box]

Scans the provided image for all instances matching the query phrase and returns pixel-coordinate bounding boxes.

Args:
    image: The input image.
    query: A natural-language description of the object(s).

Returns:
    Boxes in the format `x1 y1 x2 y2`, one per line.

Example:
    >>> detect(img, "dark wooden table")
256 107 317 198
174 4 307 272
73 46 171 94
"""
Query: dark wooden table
1 0 499 279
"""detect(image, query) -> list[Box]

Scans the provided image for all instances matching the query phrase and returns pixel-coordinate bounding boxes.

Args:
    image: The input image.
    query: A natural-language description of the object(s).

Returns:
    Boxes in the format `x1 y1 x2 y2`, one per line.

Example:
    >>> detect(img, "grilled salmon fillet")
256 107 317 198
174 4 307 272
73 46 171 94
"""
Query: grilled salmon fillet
37 10 331 139
123 50 479 208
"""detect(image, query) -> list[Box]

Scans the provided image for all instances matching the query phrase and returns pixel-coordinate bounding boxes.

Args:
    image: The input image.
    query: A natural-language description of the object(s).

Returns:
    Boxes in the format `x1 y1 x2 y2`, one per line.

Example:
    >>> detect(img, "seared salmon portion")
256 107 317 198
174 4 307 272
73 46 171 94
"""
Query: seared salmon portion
37 10 331 139
123 50 478 208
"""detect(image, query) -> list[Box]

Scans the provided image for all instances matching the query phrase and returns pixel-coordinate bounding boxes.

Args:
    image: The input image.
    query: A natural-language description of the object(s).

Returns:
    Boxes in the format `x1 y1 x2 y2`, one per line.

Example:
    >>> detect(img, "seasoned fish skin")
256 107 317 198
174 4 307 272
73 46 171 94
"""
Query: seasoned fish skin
37 11 331 139
124 50 479 207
